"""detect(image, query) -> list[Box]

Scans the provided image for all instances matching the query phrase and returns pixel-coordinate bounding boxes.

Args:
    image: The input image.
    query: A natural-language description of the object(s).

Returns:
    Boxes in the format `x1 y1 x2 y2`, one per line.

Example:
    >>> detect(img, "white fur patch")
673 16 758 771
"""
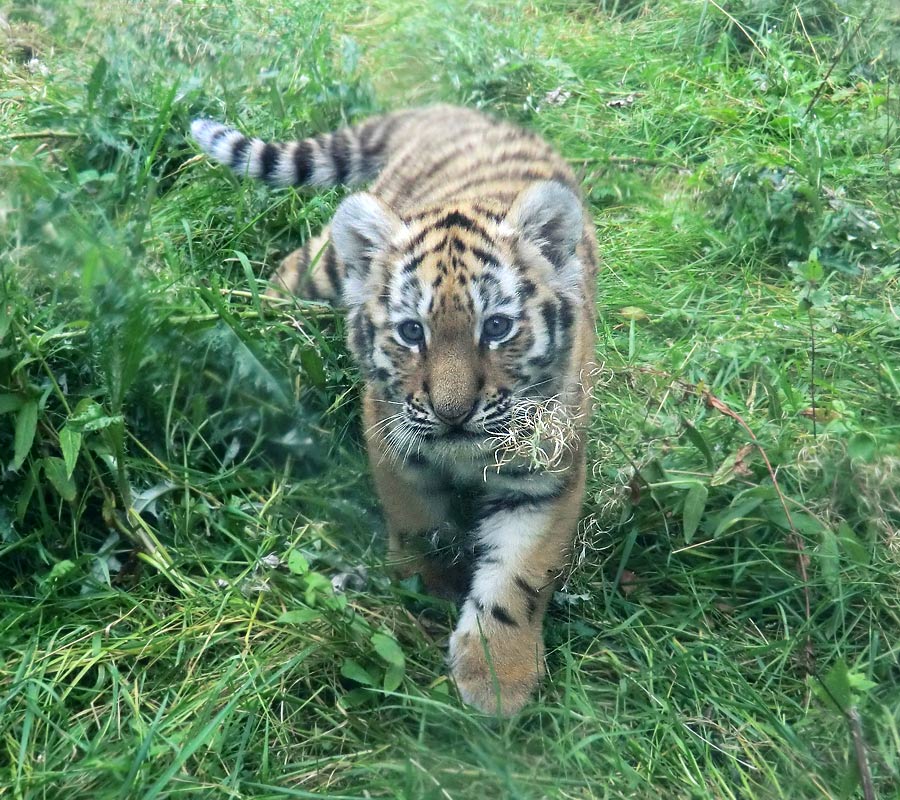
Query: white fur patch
468 504 553 606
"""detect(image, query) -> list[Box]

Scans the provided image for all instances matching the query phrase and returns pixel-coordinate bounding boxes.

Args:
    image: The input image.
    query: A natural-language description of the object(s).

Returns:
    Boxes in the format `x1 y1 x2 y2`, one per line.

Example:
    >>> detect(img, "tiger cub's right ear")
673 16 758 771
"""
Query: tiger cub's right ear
331 193 406 308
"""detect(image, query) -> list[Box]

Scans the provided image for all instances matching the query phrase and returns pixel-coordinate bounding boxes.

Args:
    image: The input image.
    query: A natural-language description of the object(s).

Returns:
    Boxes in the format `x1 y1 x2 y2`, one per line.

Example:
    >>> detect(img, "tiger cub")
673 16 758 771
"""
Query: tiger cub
191 104 598 715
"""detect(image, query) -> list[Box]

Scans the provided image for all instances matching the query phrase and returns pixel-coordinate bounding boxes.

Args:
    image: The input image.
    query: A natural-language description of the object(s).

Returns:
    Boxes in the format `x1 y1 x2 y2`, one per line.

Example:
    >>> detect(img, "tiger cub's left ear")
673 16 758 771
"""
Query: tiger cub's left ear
331 192 406 308
507 180 585 289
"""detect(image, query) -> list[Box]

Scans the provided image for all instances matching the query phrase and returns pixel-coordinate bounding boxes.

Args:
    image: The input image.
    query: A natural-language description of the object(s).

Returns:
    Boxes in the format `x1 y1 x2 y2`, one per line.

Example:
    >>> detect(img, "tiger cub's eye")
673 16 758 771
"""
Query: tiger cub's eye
483 314 513 341
398 319 425 345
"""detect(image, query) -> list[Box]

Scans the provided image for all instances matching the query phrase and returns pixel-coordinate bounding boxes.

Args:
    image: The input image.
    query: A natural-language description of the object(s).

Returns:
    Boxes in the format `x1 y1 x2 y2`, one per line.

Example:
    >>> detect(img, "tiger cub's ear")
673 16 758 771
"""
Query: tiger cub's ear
331 193 406 308
507 181 584 291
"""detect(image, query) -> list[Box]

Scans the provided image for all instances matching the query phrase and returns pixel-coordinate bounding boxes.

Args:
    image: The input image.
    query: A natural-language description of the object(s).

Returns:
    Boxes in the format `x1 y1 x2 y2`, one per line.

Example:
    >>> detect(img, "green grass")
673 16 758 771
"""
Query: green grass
2 0 899 797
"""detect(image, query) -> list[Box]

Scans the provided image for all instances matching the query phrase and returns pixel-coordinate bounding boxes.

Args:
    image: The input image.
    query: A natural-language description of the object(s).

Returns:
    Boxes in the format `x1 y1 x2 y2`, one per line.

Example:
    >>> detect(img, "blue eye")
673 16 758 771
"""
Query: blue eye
483 314 513 341
398 320 425 345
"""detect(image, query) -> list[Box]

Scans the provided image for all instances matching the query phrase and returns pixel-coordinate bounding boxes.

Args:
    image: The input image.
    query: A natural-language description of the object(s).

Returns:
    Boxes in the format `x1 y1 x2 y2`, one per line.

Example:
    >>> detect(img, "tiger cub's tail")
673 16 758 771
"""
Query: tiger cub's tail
189 111 406 189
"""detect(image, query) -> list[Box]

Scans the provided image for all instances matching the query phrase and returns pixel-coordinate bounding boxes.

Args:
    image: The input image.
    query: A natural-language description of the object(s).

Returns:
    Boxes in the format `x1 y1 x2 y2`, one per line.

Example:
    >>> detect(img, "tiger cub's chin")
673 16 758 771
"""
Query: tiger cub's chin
192 103 598 716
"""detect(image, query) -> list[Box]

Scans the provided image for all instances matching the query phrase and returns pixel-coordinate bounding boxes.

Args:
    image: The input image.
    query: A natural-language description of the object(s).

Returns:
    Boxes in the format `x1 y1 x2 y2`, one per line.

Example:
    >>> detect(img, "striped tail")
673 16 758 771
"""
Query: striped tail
189 112 402 189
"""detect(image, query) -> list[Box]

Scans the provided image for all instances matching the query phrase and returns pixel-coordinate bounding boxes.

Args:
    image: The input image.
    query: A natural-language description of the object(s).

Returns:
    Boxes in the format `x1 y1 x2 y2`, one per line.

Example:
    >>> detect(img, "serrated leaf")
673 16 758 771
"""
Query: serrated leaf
87 56 108 107
371 632 405 668
59 426 82 478
287 550 309 575
277 608 320 625
46 559 76 583
682 484 708 544
13 400 38 470
43 457 77 502
340 658 377 687
68 399 123 433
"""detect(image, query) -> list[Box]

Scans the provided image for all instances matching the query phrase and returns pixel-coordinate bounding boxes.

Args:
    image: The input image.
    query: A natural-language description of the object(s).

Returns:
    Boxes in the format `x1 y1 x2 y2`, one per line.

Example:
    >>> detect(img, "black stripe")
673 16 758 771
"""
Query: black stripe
531 301 558 367
402 251 426 274
428 162 555 201
260 142 280 182
208 127 229 147
470 246 501 270
434 210 491 241
304 279 322 300
558 297 574 354
229 137 250 170
491 605 518 627
519 279 537 298
351 312 375 361
322 246 341 294
330 130 351 184
478 489 561 518
292 140 314 184
468 202 505 222
558 297 574 332
515 577 540 622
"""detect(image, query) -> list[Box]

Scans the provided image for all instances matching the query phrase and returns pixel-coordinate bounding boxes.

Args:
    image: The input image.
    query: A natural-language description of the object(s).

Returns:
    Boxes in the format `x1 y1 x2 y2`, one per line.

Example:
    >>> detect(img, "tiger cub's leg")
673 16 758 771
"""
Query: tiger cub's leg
368 454 472 601
449 465 586 716
265 226 344 302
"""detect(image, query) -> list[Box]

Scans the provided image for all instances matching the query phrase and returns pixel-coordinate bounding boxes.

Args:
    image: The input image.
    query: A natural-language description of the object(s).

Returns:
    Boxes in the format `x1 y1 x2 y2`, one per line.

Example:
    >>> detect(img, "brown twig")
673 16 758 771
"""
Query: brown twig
849 707 877 800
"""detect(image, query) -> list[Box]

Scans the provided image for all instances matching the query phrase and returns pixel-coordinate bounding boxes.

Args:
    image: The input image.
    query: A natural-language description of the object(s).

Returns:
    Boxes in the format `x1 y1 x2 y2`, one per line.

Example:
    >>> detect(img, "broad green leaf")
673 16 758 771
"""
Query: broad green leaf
43 457 77 502
371 632 405 668
812 660 874 715
710 445 754 486
287 550 309 575
0 301 9 341
277 608 320 625
340 658 377 687
383 663 404 692
59 426 82 478
68 399 123 433
0 394 23 415
712 497 765 539
46 559 76 583
300 348 326 389
680 421 714 470
303 571 333 605
13 400 38 470
682 484 708 544
837 522 869 567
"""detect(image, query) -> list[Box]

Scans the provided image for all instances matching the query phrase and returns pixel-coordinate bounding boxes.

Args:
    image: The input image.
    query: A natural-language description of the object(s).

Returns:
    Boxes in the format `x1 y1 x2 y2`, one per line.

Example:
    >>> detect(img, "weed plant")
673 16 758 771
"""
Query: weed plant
1 0 899 797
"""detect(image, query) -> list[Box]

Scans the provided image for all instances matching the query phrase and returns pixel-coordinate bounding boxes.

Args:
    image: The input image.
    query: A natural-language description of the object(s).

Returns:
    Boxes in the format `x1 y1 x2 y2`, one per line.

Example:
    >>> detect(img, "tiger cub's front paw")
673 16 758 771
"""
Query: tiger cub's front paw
448 611 545 716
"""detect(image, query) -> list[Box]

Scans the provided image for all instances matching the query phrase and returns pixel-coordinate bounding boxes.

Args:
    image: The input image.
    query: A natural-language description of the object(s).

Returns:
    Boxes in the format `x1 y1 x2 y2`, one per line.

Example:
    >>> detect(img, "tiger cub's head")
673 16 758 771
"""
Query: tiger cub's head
331 181 588 459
